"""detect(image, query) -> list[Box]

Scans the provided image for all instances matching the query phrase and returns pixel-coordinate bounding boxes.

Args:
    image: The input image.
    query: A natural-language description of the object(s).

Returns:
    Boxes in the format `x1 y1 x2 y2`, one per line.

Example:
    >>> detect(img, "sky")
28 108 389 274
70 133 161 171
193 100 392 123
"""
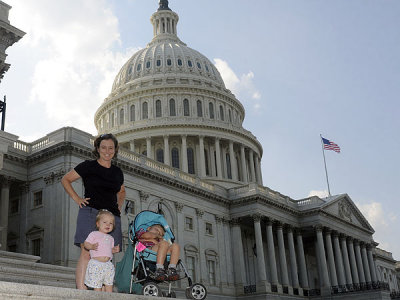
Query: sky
2 0 400 259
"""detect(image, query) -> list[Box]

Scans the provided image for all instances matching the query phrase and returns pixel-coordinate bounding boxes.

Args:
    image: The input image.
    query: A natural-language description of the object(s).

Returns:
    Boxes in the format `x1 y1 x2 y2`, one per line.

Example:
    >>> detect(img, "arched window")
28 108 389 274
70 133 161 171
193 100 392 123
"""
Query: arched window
167 58 172 66
209 102 214 119
229 109 232 123
137 63 141 72
156 59 161 67
171 147 179 169
142 102 148 119
187 147 195 174
226 153 232 179
197 100 203 117
110 113 115 127
183 99 190 116
219 105 224 121
130 105 135 122
177 58 183 66
146 61 151 68
120 108 124 125
188 60 193 67
156 148 164 163
169 99 176 116
156 100 162 118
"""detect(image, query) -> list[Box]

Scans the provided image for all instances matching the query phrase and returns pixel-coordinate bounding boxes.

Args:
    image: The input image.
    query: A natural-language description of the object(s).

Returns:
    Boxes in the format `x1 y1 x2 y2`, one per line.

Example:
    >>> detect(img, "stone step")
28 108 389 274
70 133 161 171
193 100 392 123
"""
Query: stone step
0 281 162 300
0 250 75 288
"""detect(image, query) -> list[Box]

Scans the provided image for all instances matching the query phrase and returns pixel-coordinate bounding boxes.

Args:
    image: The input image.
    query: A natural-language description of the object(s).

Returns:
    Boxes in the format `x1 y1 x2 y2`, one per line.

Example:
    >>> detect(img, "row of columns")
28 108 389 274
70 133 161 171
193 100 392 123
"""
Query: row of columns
235 215 310 295
315 226 377 290
232 216 379 296
129 135 263 185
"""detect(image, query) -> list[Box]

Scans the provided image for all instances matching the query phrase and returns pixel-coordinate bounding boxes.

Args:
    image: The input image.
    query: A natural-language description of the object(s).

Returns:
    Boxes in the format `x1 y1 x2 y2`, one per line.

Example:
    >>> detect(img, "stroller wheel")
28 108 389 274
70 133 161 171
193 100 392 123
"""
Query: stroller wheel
186 283 207 300
142 282 161 297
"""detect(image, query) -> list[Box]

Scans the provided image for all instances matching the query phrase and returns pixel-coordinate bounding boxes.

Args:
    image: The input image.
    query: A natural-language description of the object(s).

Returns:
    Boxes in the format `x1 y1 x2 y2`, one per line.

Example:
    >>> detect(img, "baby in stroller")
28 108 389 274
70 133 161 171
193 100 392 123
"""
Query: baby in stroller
136 224 180 281
115 210 207 299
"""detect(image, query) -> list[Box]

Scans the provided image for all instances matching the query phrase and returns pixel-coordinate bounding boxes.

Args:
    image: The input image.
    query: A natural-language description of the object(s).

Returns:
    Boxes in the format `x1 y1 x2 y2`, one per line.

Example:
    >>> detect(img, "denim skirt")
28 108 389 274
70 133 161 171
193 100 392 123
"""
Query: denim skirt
74 206 122 251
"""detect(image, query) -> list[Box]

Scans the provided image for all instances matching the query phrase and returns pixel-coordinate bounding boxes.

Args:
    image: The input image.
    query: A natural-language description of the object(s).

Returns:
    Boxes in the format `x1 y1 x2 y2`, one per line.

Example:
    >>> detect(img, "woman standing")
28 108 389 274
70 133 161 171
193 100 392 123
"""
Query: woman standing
61 134 125 289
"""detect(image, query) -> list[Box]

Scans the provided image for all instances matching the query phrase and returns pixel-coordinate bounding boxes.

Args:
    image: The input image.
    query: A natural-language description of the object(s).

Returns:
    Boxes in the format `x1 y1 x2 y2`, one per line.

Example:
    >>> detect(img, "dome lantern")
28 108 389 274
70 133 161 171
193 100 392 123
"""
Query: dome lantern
150 0 180 45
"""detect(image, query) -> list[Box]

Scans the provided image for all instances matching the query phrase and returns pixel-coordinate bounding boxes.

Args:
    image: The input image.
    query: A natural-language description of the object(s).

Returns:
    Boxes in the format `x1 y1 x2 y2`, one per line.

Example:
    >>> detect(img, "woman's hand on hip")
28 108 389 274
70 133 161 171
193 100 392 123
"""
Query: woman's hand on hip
74 197 90 208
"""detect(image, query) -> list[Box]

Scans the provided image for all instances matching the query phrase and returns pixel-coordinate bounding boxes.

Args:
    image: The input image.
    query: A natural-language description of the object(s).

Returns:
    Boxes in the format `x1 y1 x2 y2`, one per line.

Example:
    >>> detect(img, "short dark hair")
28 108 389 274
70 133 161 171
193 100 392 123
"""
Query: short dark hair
92 133 119 159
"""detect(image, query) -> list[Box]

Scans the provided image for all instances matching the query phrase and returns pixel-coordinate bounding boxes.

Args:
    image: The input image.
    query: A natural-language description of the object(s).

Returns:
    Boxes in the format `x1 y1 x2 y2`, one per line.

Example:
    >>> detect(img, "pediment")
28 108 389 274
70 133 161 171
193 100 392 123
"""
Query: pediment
321 194 374 232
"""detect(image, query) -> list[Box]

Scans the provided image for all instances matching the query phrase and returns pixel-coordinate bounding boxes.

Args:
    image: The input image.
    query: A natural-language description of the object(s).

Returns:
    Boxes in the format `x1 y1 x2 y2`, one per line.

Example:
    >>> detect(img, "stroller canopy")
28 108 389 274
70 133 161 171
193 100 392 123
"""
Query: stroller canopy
131 210 175 243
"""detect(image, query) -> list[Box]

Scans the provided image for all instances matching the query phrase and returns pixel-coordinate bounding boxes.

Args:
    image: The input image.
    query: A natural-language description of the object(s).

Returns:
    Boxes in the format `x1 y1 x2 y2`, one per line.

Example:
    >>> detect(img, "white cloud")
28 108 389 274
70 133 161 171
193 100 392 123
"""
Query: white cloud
308 190 329 198
9 0 137 135
213 58 262 112
356 202 388 229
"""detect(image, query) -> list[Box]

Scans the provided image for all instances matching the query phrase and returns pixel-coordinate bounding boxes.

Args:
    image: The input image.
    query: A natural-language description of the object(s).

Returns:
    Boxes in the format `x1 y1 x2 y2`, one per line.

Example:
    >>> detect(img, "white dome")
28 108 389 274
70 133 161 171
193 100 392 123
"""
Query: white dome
111 41 225 94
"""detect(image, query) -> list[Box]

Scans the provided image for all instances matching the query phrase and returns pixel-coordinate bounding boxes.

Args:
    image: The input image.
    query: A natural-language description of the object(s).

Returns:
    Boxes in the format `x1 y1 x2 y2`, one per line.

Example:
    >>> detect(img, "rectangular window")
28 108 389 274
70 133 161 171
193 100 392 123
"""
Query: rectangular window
10 197 19 214
32 238 41 256
207 260 216 285
125 200 135 215
185 216 193 230
33 191 43 207
186 256 196 282
205 222 213 235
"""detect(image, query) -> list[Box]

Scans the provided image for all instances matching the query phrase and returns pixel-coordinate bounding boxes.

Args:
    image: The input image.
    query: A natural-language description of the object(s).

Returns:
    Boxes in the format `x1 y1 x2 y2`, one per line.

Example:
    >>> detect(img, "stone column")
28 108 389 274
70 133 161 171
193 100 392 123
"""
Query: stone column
332 232 346 287
210 145 216 177
196 209 206 283
216 217 228 290
0 176 11 250
199 136 206 177
253 214 270 292
249 149 255 182
130 140 135 152
256 156 263 185
325 229 338 287
223 219 235 286
240 145 247 183
316 226 330 288
361 243 371 283
146 137 152 159
287 227 300 289
163 135 170 165
296 230 309 289
266 219 280 290
276 223 290 289
367 245 377 283
354 240 366 283
174 202 184 289
222 146 228 178
340 235 353 285
347 238 360 285
181 135 188 173
231 218 247 294
229 141 238 181
215 138 222 179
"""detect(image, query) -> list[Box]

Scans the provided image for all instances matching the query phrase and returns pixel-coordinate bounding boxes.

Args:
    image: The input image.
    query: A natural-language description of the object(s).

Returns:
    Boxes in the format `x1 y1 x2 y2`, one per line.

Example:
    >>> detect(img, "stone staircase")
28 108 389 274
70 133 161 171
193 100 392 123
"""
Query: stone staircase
0 250 75 288
0 250 161 299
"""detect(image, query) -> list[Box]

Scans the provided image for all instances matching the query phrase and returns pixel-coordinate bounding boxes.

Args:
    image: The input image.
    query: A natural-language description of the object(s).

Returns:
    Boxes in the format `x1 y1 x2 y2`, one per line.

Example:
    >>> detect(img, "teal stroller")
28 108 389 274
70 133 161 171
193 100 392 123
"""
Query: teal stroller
116 210 207 299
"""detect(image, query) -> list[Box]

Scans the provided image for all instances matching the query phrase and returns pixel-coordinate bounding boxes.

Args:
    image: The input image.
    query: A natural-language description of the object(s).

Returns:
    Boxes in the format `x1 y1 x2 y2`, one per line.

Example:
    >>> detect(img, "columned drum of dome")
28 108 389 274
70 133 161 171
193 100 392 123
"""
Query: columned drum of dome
94 2 263 186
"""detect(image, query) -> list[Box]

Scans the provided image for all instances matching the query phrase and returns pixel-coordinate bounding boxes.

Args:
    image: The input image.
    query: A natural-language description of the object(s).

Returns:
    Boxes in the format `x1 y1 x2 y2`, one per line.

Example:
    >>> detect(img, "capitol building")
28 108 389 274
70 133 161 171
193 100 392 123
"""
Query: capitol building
0 1 399 299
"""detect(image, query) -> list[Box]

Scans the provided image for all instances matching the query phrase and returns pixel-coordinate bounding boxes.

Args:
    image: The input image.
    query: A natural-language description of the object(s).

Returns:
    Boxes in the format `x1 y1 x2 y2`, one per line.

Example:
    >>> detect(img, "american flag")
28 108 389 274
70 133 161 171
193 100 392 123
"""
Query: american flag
321 137 340 153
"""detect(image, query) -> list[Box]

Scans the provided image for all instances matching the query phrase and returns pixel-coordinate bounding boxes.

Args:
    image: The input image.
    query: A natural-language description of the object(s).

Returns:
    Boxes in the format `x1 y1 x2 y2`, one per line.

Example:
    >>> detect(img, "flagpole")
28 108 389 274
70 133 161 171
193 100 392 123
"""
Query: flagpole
320 134 331 197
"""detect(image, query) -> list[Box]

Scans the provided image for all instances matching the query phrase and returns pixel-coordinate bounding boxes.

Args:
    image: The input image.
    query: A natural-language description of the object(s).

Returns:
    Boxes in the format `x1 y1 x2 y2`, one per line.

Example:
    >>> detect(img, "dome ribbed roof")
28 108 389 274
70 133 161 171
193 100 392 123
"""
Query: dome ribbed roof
111 4 225 94
111 41 225 93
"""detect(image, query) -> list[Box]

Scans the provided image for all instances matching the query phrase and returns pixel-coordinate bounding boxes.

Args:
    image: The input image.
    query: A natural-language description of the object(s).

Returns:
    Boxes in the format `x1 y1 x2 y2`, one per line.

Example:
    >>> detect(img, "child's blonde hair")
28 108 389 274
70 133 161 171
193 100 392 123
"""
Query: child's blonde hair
96 209 115 228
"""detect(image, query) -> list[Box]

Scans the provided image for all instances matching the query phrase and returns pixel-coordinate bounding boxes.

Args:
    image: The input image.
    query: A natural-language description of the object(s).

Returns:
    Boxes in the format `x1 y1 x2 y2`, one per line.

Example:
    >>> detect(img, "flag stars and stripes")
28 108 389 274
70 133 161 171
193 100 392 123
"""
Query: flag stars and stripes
321 137 340 153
